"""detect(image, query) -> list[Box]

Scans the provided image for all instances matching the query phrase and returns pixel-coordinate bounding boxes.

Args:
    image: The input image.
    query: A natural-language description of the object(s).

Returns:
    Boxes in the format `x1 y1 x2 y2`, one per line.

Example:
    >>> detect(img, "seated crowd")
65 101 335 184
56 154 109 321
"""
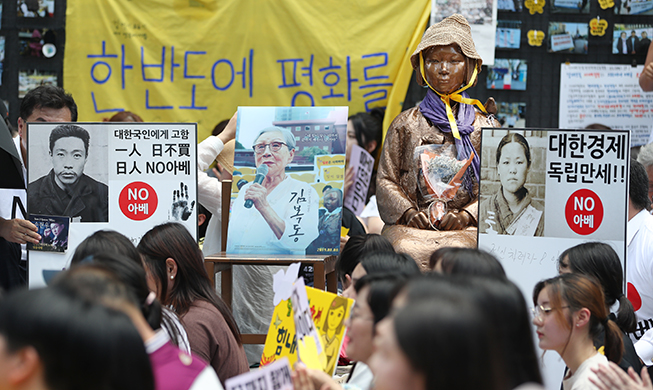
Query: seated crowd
0 226 650 390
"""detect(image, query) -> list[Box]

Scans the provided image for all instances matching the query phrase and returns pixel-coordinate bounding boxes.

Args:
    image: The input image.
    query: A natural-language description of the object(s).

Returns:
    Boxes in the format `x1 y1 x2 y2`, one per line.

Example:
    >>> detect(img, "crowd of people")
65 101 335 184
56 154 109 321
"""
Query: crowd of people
1 12 653 390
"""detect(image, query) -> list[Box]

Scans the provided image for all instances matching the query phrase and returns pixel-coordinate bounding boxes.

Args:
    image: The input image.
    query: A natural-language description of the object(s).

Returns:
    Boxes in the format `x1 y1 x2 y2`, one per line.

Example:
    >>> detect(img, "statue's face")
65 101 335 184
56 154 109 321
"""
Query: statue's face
423 44 467 95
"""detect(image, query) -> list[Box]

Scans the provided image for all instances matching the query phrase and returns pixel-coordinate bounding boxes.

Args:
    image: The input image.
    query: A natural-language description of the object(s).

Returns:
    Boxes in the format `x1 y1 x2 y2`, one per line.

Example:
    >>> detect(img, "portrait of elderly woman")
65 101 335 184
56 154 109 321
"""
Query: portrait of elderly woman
376 14 501 269
226 126 319 254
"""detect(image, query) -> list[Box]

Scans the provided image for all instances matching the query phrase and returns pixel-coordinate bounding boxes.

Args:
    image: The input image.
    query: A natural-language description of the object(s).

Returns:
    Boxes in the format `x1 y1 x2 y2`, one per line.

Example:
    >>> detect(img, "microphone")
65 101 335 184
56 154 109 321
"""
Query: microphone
245 164 269 208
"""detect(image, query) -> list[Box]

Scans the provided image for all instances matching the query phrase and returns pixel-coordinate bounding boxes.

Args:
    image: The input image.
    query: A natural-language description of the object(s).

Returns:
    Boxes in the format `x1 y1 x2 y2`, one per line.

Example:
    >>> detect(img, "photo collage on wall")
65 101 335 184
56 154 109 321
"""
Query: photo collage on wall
487 59 528 90
17 0 54 18
19 28 56 58
496 20 522 49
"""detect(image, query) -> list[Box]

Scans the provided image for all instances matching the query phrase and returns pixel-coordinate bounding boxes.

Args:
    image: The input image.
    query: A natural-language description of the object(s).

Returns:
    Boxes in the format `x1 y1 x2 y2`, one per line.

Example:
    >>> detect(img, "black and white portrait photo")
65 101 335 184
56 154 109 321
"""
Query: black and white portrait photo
479 130 546 236
28 123 109 223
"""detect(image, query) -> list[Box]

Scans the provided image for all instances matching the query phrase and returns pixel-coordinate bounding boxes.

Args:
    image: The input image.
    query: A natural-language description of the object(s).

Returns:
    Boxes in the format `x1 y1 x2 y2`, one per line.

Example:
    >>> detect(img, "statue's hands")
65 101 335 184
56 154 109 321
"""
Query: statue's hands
405 209 430 229
439 209 473 230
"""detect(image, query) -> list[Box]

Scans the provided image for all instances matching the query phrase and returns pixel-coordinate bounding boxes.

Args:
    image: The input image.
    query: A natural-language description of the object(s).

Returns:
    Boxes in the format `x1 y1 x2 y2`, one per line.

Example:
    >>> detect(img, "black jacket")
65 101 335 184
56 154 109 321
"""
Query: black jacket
28 170 108 222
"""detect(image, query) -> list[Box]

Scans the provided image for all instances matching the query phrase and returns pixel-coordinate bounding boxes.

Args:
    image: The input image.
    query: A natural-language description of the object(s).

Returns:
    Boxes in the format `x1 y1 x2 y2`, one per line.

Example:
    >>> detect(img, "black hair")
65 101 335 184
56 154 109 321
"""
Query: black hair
495 132 531 168
71 230 140 265
630 159 651 212
197 203 212 239
558 242 636 333
348 108 384 157
394 296 503 390
19 85 78 122
335 234 395 284
70 230 183 347
212 119 230 137
355 273 408 327
67 253 163 332
48 124 90 157
360 251 421 277
430 247 506 278
137 222 242 344
0 287 154 390
348 107 385 200
402 275 540 389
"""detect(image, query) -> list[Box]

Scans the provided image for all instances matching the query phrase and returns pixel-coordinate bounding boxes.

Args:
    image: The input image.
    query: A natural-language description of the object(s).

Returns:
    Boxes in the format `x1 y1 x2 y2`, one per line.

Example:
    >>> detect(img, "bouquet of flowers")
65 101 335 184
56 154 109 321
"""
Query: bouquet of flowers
415 144 474 229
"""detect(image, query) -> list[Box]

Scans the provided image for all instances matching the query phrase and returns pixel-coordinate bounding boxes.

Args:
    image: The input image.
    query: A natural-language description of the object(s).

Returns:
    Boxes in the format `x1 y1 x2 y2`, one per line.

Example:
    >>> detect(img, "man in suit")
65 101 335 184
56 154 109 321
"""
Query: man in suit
0 86 77 291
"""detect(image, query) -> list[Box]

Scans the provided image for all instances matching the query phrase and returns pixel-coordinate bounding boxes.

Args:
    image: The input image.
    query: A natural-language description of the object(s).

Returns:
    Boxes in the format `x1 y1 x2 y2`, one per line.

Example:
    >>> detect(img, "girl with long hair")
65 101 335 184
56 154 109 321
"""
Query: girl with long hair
558 242 641 373
138 222 248 384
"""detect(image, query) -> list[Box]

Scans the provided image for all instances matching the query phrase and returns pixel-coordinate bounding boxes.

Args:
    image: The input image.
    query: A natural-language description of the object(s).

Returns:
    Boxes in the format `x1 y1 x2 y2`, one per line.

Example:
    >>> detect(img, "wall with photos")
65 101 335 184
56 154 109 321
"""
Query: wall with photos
403 0 651 130
0 0 650 130
0 1 65 126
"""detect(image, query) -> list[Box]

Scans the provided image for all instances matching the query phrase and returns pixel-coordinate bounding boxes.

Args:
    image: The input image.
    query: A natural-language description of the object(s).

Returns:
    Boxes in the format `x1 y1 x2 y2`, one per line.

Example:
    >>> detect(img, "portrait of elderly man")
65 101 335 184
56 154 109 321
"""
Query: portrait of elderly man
227 126 319 254
28 124 108 222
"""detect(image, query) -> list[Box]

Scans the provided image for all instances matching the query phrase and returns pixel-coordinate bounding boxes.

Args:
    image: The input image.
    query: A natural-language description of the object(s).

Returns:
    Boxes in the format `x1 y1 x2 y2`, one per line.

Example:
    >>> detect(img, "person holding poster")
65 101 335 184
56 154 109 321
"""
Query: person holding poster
478 133 544 236
376 14 500 268
227 126 319 254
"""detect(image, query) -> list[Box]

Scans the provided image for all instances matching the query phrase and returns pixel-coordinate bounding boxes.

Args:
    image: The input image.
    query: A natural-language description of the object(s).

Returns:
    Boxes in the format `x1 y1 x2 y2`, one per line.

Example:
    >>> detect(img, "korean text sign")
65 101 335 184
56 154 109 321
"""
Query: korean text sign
63 0 430 140
477 128 629 390
26 122 197 287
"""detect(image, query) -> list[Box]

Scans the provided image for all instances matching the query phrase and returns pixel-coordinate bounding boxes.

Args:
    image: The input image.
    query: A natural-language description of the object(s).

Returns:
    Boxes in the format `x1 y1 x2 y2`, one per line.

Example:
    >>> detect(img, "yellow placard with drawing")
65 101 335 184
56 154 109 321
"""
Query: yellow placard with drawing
260 285 353 376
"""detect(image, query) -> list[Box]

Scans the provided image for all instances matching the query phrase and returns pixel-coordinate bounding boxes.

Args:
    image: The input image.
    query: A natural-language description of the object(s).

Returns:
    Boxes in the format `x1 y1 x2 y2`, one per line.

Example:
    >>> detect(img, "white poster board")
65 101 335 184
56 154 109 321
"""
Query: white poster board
559 63 653 146
431 0 498 66
343 144 374 216
225 357 293 390
478 128 629 390
26 122 197 287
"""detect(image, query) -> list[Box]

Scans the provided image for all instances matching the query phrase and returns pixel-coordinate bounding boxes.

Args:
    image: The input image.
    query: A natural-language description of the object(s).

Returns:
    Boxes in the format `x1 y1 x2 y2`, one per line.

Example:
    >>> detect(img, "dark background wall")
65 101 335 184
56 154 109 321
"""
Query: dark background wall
1 0 67 127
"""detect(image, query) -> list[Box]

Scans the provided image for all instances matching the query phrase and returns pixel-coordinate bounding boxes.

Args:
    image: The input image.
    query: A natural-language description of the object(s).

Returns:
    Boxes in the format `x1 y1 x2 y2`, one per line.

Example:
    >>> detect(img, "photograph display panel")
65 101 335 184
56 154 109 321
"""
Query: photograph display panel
227 106 348 256
26 122 198 287
478 128 629 390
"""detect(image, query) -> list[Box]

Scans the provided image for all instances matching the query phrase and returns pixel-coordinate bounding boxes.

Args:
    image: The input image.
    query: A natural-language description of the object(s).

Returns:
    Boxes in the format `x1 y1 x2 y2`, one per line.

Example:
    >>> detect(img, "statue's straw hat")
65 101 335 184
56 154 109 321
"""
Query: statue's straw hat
410 14 482 70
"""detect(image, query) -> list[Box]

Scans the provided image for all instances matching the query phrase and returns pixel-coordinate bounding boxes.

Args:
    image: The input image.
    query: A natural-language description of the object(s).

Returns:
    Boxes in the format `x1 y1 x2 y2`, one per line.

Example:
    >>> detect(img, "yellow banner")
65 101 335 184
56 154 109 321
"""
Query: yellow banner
64 0 430 140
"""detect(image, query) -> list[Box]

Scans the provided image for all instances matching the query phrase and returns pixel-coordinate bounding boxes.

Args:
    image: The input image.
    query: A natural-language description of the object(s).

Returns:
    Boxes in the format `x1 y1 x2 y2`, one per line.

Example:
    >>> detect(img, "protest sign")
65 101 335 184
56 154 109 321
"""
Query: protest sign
260 279 353 376
559 63 653 146
225 357 293 390
478 128 629 390
227 106 347 256
343 144 374 216
26 122 197 287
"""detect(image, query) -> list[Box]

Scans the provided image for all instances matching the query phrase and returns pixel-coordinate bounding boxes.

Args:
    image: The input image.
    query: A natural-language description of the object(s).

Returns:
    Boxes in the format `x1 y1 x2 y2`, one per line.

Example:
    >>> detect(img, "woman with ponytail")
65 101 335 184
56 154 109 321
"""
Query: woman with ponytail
138 222 248 384
70 230 190 353
558 242 642 373
57 254 223 390
533 273 624 390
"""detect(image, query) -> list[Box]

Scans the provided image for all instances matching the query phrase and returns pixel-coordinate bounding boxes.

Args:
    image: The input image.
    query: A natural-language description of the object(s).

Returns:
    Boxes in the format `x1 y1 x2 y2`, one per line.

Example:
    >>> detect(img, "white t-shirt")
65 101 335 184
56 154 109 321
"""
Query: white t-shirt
626 210 653 344
562 352 607 390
